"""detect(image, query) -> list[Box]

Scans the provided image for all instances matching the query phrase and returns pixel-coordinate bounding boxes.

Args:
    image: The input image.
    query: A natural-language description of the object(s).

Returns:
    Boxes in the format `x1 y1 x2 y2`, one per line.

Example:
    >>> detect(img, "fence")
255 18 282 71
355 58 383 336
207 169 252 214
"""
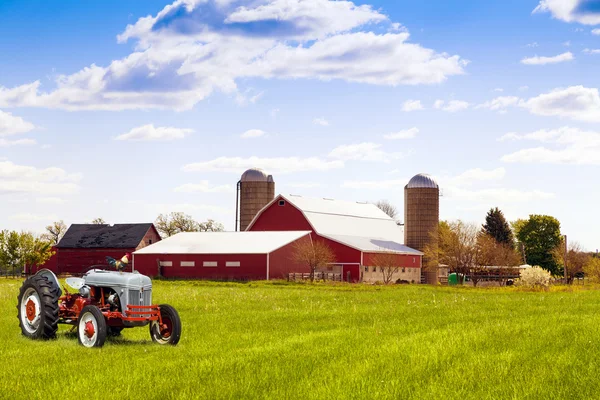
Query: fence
287 272 342 282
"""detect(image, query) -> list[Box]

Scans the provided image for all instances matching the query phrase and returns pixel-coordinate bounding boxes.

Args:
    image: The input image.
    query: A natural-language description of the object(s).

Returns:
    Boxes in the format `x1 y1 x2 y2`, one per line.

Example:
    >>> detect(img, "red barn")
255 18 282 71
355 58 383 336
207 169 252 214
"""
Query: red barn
132 231 312 280
247 195 423 282
45 223 161 275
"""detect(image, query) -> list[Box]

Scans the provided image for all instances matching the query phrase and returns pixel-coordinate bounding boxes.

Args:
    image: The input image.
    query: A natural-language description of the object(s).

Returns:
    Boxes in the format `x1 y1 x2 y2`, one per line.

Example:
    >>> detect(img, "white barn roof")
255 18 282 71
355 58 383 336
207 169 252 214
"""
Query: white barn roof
249 195 404 242
320 234 423 255
134 231 311 255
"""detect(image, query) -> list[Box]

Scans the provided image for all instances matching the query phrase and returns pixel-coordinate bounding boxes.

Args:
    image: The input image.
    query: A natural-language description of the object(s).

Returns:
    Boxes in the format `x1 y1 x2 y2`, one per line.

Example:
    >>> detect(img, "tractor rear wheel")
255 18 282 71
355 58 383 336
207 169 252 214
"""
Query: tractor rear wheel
77 305 107 348
150 304 181 345
17 275 59 339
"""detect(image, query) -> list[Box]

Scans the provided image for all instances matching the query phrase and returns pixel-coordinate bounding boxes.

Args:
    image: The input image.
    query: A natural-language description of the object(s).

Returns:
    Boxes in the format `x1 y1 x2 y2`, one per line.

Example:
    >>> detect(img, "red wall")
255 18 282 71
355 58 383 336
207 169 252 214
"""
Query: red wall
362 253 421 268
136 227 162 250
248 197 313 232
268 235 312 280
133 253 268 280
55 248 136 275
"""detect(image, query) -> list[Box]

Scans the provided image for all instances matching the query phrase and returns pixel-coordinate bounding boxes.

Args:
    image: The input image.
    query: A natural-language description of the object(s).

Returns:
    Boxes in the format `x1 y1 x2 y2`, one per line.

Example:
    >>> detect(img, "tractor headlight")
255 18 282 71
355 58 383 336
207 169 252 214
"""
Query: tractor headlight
79 285 91 298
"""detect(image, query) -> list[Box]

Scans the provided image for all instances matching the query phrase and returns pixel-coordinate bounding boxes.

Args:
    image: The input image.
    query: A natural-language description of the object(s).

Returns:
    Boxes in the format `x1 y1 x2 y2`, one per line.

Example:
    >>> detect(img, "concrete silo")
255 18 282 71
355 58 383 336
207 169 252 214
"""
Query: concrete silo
236 168 275 231
404 174 439 277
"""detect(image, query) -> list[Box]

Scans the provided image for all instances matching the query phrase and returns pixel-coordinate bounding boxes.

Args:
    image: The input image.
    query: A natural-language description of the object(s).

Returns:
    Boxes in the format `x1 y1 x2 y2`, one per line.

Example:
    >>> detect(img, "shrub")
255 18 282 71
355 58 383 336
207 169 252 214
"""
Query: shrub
517 266 552 288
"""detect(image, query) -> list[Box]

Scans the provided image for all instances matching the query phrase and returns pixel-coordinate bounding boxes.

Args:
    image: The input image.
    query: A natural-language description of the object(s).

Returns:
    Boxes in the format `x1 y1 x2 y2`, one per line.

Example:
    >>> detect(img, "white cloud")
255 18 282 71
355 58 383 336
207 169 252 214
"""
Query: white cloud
383 127 418 140
526 42 539 48
476 96 521 112
583 48 600 54
174 181 234 193
563 40 571 47
522 85 600 122
10 213 59 223
0 0 467 111
493 88 504 92
0 138 36 147
313 117 330 126
36 197 66 204
521 51 574 65
533 0 600 25
115 124 193 141
328 142 402 162
182 156 344 174
341 179 406 189
0 160 81 195
270 108 280 118
240 129 266 138
450 167 506 186
519 86 529 92
401 100 424 112
446 187 554 203
500 126 600 165
285 182 326 188
593 28 600 35
0 110 35 137
433 99 470 112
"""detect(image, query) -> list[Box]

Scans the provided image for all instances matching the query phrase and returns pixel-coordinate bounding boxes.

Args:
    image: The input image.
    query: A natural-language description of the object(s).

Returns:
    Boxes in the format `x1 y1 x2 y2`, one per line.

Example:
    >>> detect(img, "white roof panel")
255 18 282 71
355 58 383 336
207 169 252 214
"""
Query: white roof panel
305 212 404 240
134 231 311 255
285 195 391 220
321 234 422 255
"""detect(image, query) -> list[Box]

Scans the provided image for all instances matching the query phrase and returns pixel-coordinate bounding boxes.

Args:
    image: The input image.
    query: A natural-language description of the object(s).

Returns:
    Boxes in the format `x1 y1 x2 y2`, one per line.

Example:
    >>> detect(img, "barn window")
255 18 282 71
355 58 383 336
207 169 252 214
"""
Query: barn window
413 257 416 263
402 268 405 273
226 261 241 268
159 261 172 267
203 261 217 267
278 200 285 206
148 239 153 245
181 261 195 267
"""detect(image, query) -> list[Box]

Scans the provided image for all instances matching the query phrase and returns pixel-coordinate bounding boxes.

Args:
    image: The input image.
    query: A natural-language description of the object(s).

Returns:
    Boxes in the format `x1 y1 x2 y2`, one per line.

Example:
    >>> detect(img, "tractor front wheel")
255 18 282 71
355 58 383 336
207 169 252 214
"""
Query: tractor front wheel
77 305 107 348
17 275 59 339
150 304 181 345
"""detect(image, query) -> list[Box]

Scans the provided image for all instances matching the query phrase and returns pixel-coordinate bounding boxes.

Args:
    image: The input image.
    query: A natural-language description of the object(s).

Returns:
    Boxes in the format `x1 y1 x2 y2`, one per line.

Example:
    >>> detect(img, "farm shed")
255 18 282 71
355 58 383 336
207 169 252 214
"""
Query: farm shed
43 223 161 275
132 231 312 280
246 195 423 282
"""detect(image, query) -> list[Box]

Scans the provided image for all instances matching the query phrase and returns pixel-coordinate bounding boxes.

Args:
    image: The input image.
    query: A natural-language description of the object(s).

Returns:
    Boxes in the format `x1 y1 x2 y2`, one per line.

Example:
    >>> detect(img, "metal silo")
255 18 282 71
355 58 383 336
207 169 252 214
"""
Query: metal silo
236 168 275 231
404 173 439 263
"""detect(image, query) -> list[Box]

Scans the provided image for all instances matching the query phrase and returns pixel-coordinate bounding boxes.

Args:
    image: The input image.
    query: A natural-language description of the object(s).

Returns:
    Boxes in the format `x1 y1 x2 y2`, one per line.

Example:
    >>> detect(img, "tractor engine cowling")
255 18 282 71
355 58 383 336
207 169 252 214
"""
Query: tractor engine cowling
83 270 152 326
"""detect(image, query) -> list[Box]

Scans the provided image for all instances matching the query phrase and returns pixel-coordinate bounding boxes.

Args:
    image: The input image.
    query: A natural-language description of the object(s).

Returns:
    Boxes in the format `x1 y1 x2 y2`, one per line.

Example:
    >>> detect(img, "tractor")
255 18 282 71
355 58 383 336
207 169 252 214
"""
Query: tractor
17 266 181 348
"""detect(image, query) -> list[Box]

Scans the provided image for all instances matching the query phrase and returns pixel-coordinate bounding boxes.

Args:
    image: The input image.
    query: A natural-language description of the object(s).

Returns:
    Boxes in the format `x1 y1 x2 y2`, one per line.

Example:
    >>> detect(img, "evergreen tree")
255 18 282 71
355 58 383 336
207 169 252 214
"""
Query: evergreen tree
482 207 514 246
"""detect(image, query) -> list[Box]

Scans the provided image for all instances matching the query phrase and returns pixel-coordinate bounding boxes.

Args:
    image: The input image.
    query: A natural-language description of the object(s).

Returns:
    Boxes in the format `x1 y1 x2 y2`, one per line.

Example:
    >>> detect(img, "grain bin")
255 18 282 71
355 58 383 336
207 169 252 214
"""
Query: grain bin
236 168 275 231
404 173 439 277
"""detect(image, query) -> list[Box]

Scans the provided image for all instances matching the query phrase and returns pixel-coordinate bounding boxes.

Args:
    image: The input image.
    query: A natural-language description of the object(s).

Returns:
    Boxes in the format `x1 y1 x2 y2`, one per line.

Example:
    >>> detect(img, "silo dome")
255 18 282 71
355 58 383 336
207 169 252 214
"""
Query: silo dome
241 168 269 182
407 173 439 189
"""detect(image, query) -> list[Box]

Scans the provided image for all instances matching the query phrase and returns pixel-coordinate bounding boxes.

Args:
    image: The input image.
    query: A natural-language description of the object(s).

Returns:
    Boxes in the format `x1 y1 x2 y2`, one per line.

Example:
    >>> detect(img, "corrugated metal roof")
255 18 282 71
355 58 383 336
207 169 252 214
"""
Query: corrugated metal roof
286 195 390 219
57 224 154 249
305 212 404 240
134 231 311 255
321 234 423 255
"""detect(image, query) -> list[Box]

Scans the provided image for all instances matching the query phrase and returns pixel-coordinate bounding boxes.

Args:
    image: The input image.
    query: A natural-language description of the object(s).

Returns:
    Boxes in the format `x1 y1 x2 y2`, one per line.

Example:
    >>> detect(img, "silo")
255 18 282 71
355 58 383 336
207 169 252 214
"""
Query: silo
404 173 439 282
236 168 275 231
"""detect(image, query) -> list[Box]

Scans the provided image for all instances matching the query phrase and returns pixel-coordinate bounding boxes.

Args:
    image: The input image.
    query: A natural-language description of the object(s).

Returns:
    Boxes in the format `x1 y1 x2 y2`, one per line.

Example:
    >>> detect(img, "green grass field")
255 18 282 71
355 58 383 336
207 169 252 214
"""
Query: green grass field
1 279 600 400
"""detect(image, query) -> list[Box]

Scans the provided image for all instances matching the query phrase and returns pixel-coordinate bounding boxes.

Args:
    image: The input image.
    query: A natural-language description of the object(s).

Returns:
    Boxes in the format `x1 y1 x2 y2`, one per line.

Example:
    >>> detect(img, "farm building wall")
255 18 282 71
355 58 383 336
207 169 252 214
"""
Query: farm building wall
267 235 312 280
55 248 137 275
247 198 313 232
316 236 362 282
134 253 269 280
136 227 162 250
361 253 422 283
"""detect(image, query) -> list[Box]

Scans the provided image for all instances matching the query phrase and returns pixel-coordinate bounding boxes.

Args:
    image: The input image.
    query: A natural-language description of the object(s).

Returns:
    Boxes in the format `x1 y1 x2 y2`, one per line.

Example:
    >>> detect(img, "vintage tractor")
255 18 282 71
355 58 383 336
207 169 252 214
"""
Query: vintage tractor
17 267 181 348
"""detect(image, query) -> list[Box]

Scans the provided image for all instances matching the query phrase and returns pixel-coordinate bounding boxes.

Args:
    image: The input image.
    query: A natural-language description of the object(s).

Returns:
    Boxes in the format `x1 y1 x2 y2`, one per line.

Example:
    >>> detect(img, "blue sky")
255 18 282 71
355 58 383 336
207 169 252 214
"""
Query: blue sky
0 0 599 251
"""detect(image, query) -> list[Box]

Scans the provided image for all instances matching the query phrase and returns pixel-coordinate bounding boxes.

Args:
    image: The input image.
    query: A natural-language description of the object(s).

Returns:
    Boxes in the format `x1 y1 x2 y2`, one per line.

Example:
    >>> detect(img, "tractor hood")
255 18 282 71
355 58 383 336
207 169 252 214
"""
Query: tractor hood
83 270 152 291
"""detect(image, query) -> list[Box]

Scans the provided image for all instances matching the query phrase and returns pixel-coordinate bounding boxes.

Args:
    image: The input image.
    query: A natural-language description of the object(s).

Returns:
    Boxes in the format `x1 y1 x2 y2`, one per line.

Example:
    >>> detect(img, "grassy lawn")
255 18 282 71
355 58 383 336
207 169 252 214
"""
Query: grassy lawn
1 279 599 399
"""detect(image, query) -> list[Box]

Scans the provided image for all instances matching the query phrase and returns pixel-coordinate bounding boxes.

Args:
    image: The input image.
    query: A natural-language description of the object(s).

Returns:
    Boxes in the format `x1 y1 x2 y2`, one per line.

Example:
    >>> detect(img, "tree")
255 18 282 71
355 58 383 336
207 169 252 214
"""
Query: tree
41 220 68 245
583 257 600 282
425 220 479 284
482 207 514 246
155 212 225 238
91 217 106 224
513 215 562 275
372 252 401 284
292 239 336 282
552 240 590 283
0 231 54 276
375 200 398 220
475 232 522 286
